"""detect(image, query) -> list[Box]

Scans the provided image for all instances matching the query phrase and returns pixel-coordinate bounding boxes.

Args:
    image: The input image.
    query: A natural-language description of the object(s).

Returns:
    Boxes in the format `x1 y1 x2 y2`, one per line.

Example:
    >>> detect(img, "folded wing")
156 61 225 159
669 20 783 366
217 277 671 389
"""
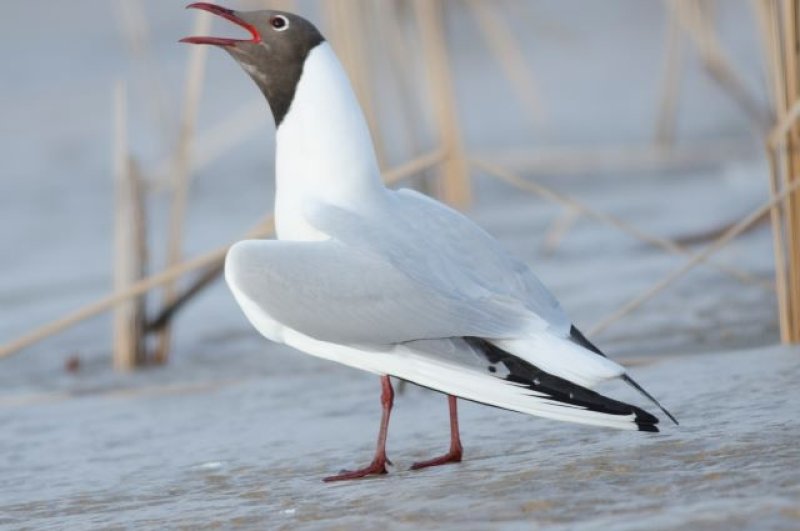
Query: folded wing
225 239 541 345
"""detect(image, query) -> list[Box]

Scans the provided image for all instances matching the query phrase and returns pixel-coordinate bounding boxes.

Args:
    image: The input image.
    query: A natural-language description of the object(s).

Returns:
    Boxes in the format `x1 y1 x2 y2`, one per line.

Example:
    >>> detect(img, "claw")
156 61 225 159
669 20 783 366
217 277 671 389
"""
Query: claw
323 459 389 482
410 447 463 471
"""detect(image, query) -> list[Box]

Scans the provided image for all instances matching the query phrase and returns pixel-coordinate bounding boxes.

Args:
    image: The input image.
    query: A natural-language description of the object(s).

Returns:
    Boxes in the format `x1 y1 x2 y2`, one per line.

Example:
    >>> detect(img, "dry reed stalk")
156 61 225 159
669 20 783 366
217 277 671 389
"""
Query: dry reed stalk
540 208 581 255
413 0 471 208
756 0 800 342
655 2 685 146
112 82 147 370
152 99 267 182
672 210 770 246
765 146 792 341
377 0 425 165
753 0 783 112
129 159 150 284
779 0 800 341
147 262 225 332
0 150 445 361
476 139 757 176
178 99 268 174
588 177 800 337
755 0 792 342
155 10 212 364
771 1 800 342
769 99 800 144
115 0 173 147
667 0 768 129
353 0 389 170
471 158 773 291
466 0 546 129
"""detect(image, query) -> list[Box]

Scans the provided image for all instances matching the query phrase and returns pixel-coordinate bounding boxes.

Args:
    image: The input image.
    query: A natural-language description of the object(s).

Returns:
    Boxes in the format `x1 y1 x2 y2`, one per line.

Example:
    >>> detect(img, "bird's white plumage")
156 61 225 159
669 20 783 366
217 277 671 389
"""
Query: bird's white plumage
273 43 386 241
225 39 636 430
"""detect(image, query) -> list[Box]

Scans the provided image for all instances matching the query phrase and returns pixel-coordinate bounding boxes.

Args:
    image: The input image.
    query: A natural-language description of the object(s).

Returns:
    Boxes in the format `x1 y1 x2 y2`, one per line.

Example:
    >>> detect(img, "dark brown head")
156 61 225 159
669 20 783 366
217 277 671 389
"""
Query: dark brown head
181 2 324 126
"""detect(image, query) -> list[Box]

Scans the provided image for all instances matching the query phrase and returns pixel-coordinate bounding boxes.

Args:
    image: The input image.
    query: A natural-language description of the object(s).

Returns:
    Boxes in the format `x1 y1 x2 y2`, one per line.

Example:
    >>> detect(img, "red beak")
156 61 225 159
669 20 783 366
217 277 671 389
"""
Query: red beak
179 3 261 46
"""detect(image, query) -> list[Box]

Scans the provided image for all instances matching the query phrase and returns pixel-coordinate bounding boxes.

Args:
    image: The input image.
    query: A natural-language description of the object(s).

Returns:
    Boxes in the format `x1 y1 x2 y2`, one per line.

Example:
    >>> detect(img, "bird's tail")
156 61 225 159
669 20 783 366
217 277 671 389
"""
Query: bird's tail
280 334 663 432
567 325 679 426
461 338 659 432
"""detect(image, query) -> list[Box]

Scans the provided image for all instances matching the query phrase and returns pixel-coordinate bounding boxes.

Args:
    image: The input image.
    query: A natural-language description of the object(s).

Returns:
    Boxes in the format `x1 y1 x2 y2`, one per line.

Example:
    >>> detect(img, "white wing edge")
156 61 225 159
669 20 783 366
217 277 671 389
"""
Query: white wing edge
281 329 642 431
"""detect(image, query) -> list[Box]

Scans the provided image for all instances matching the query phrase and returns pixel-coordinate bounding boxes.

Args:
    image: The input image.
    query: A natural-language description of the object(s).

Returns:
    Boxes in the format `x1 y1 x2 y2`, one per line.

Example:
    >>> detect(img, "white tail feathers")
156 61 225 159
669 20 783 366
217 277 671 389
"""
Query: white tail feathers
492 335 626 389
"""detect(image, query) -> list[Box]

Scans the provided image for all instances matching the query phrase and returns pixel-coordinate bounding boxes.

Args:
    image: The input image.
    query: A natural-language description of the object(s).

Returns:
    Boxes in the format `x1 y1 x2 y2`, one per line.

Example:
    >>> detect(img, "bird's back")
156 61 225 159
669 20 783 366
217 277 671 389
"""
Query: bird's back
307 187 572 336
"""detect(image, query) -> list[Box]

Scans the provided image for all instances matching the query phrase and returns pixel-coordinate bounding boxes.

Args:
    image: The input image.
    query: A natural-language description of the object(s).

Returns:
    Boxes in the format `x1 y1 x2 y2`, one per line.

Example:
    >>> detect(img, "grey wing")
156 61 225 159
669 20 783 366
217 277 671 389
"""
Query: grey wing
225 239 535 345
306 188 571 335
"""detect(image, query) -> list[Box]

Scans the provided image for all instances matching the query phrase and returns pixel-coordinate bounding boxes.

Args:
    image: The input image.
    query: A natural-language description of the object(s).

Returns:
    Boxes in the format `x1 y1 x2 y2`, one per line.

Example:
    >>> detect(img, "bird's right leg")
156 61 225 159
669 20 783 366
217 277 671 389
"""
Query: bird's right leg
323 375 394 482
410 395 463 470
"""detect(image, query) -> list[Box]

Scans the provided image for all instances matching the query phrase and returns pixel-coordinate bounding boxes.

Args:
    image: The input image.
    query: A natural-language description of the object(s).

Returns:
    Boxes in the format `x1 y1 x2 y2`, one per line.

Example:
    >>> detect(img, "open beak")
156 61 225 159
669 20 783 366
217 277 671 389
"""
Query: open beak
179 3 261 46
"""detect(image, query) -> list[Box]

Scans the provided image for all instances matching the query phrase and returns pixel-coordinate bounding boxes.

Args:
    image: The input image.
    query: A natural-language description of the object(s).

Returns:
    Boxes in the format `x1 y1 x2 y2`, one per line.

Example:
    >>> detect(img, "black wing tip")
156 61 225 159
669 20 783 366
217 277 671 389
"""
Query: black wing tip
621 374 679 426
508 374 665 432
466 338 672 432
637 421 660 433
634 407 660 432
569 326 679 427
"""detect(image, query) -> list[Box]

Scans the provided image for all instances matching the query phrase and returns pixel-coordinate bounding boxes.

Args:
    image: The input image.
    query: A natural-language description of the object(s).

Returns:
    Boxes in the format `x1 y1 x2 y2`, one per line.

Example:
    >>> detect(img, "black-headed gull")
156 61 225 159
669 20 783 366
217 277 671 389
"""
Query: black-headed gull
181 3 677 482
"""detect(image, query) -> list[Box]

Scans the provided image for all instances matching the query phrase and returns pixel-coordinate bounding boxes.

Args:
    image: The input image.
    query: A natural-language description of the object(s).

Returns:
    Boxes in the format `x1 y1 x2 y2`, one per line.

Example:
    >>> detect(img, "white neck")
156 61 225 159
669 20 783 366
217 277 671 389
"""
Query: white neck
274 43 384 240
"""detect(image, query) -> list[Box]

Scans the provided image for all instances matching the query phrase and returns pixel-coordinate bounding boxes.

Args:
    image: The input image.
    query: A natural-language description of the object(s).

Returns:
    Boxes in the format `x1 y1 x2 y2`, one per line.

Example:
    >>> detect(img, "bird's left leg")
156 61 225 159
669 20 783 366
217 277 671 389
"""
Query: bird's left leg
410 395 463 470
323 375 394 481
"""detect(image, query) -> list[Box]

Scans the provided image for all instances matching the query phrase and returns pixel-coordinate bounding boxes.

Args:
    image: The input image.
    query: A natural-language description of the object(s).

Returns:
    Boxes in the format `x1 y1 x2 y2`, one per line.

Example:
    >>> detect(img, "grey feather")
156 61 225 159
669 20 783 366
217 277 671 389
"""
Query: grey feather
306 189 570 333
228 188 569 345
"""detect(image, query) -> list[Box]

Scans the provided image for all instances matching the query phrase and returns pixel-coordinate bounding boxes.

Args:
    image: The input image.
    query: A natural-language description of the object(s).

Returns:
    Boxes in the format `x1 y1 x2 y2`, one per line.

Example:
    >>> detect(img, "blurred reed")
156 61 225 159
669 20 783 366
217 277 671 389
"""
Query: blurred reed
115 0 175 150
112 81 148 370
156 8 212 365
665 0 769 130
466 0 546 131
471 159 772 291
655 1 685 146
758 0 800 343
413 0 470 208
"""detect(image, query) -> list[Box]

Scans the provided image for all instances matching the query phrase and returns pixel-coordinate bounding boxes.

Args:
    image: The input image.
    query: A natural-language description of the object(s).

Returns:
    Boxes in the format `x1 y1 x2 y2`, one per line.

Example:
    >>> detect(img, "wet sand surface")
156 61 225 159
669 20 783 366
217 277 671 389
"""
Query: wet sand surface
2 345 798 530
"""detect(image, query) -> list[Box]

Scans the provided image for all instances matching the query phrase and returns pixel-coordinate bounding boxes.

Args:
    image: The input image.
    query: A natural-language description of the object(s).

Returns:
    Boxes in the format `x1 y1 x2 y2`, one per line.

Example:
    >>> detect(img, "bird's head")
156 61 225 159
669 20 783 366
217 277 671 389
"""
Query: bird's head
181 2 324 125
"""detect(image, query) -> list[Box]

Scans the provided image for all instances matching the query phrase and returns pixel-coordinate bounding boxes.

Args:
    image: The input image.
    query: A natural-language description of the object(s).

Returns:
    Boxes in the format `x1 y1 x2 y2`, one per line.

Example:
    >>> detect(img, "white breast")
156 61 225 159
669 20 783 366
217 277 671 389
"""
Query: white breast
273 42 385 241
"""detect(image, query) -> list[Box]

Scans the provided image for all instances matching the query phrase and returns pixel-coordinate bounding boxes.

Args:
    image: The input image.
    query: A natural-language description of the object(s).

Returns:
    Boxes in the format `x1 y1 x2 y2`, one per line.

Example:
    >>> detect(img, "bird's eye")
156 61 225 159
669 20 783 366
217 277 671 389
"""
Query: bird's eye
270 15 289 31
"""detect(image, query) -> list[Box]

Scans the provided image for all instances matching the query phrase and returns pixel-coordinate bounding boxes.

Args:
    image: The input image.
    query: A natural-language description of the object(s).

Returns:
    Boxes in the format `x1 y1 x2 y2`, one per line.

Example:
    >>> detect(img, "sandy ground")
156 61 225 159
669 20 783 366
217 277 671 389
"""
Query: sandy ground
1 344 799 530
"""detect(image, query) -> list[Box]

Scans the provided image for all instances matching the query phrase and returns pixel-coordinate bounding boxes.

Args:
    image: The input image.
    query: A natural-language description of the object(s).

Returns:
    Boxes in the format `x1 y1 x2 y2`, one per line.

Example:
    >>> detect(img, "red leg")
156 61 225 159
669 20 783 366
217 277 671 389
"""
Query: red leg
410 395 464 470
323 375 394 482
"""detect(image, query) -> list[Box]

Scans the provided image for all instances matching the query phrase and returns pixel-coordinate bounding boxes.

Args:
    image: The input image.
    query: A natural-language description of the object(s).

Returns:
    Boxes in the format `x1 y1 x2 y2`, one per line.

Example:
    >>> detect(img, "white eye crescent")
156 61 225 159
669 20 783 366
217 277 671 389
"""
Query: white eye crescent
270 15 289 31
